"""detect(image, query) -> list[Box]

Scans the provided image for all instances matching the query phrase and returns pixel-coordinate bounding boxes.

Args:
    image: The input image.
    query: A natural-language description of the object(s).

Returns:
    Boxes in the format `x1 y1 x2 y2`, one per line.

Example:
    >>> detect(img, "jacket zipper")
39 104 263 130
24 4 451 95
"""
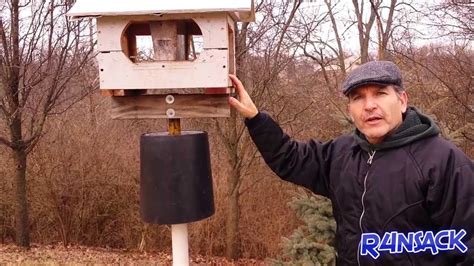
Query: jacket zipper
357 150 376 266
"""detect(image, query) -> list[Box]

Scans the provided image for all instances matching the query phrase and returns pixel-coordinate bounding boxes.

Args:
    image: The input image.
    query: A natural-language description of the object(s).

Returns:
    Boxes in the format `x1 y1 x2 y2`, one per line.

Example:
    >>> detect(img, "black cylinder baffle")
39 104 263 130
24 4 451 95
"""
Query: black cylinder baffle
140 131 215 224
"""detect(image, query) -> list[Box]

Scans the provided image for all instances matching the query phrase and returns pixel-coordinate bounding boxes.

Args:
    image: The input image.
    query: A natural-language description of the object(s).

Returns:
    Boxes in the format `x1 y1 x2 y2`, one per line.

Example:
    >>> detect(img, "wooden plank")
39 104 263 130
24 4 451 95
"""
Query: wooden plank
120 31 129 58
101 90 116 97
97 49 229 89
205 88 231 94
110 94 229 119
127 22 151 35
97 14 228 52
97 17 130 52
227 16 236 76
97 14 231 91
125 27 137 62
100 89 146 96
179 20 201 35
67 0 255 22
101 87 233 97
194 15 228 49
150 21 178 61
176 21 187 61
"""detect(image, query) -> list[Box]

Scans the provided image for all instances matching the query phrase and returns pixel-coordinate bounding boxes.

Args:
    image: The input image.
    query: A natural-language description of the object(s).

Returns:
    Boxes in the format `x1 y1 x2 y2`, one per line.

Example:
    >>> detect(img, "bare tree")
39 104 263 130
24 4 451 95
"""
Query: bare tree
369 0 397 60
0 0 96 247
430 0 474 40
324 0 347 76
350 0 401 61
352 0 378 63
390 0 473 152
215 0 306 259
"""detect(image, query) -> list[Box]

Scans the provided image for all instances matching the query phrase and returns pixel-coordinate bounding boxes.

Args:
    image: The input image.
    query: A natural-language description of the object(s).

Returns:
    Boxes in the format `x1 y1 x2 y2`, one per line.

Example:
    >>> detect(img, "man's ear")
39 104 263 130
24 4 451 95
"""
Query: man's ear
399 91 408 113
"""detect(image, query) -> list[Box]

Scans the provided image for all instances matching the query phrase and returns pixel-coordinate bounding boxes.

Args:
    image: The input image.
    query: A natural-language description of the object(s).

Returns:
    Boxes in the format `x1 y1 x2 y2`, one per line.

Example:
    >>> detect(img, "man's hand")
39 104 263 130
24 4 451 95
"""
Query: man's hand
228 74 258 119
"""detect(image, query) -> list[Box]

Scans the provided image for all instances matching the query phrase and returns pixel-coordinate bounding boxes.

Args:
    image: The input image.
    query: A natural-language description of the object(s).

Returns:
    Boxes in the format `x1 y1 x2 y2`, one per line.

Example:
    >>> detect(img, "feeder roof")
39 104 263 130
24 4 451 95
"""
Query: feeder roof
67 0 255 22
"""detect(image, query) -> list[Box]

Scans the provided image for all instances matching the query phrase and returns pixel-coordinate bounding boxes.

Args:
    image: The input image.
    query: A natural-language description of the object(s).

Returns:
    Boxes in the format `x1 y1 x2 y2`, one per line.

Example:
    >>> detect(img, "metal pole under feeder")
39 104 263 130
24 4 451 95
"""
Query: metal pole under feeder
172 223 189 265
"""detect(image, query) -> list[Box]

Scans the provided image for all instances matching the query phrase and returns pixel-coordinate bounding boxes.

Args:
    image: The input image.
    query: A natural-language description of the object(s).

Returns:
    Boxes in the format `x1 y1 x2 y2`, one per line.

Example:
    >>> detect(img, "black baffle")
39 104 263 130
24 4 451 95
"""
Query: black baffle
140 131 215 224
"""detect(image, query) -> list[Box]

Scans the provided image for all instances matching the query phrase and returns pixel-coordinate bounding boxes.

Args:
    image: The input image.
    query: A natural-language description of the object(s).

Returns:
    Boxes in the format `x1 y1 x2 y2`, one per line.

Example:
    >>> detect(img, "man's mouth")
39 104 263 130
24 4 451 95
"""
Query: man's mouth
365 115 383 124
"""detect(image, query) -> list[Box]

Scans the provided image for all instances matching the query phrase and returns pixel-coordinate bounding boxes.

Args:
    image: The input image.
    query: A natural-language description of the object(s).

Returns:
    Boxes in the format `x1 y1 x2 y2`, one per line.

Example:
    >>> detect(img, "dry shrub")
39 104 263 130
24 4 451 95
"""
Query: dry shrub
0 70 346 259
0 149 15 243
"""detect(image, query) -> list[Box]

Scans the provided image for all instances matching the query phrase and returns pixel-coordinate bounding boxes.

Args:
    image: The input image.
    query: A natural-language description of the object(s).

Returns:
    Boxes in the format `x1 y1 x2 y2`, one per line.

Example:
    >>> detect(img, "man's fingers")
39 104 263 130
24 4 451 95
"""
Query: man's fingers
229 74 240 87
229 75 258 118
228 97 245 112
229 74 247 99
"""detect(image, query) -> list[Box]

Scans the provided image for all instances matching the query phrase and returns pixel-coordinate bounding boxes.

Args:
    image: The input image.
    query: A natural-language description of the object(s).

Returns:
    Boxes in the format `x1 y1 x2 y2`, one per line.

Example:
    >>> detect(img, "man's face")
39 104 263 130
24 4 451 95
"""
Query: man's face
347 85 408 144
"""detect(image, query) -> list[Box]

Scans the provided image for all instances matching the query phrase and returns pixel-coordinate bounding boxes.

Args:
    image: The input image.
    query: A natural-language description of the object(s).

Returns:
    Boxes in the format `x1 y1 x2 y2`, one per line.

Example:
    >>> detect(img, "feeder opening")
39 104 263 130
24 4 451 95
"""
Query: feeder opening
122 20 203 63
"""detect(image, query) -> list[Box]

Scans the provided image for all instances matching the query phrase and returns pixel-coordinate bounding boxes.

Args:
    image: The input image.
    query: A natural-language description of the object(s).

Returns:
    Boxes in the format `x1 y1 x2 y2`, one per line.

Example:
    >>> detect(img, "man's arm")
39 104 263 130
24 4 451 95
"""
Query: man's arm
228 75 332 197
425 149 474 265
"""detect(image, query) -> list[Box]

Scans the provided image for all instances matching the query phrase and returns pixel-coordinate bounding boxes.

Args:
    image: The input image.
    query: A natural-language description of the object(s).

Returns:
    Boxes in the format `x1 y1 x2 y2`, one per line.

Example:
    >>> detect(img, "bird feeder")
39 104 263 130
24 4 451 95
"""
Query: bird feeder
67 0 255 119
67 1 255 265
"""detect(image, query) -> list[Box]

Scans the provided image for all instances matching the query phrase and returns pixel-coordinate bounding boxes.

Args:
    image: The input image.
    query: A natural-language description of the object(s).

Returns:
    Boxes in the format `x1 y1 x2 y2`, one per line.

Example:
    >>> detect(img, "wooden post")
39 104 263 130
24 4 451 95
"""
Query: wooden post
168 118 181 135
150 21 178 61
177 21 187 61
151 20 183 137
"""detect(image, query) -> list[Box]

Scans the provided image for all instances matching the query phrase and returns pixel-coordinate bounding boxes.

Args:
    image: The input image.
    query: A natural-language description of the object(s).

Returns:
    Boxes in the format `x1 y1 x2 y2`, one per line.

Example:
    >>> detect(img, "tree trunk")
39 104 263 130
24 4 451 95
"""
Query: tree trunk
9 0 29 247
352 0 377 63
13 146 29 247
224 99 242 259
1 0 94 248
361 38 370 63
325 0 346 76
223 21 249 260
378 0 396 60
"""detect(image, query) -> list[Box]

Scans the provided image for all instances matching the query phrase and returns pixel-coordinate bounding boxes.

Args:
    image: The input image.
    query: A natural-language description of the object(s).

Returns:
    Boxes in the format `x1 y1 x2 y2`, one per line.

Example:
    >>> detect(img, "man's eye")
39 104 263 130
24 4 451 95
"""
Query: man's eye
351 95 361 101
377 91 388 95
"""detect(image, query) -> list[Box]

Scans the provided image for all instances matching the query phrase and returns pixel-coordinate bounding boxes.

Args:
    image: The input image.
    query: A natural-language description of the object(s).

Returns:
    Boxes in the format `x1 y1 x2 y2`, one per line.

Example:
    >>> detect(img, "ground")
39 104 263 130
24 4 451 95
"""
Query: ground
0 244 265 265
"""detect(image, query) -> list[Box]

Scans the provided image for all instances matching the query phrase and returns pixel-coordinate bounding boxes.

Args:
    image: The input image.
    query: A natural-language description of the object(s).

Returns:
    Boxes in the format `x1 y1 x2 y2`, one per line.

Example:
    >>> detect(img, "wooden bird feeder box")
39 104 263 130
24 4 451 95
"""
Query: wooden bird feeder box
67 0 255 119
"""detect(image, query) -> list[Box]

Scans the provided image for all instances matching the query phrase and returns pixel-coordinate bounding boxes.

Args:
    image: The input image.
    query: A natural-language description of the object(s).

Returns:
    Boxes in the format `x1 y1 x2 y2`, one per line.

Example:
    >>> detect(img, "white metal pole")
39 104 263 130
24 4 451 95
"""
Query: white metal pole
172 223 189 266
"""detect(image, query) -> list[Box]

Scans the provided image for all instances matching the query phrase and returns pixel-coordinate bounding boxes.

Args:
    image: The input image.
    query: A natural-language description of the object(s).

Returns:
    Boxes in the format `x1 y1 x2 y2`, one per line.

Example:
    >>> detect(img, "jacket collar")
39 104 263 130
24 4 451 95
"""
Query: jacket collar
353 106 440 152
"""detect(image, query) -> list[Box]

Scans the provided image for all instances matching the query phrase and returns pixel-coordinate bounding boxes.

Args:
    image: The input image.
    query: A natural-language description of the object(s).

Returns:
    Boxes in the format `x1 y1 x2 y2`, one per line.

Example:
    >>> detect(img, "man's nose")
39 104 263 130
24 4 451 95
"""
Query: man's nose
364 97 377 111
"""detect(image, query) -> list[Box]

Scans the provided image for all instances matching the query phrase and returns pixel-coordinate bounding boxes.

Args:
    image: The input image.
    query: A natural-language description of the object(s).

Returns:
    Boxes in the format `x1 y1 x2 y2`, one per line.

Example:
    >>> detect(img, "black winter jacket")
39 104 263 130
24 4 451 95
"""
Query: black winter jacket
245 107 474 265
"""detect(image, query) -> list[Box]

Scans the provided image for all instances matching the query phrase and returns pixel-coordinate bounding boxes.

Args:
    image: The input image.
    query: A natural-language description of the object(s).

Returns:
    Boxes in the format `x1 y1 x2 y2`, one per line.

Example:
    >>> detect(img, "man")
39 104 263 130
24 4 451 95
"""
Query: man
228 61 474 265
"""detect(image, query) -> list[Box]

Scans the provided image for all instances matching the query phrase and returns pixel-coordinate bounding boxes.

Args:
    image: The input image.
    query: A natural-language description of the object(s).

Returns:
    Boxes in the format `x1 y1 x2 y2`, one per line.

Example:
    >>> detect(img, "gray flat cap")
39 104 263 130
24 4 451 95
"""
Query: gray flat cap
342 60 403 95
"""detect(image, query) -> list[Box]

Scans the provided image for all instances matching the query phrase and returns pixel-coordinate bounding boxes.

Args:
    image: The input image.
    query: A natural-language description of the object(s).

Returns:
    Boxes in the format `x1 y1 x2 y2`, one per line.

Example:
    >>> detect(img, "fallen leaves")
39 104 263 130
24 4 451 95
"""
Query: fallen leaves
0 244 265 265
